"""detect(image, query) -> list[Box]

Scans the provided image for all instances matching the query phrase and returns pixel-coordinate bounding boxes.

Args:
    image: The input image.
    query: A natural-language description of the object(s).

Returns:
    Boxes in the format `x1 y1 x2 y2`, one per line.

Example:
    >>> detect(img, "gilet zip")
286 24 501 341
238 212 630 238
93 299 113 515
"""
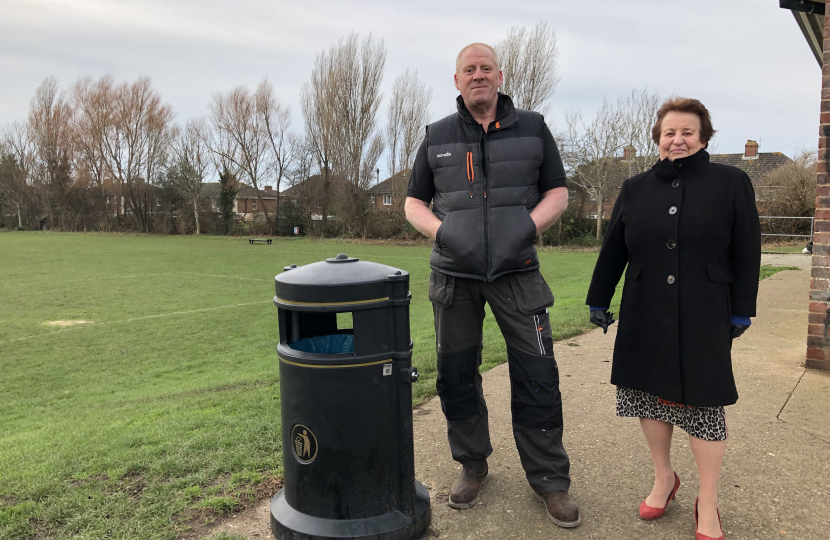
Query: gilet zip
481 128 490 276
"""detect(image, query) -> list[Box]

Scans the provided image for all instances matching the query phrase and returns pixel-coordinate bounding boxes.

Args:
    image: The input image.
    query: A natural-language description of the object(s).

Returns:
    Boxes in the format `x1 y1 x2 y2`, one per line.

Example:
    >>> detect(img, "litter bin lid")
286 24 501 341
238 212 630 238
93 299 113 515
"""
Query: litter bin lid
274 254 409 311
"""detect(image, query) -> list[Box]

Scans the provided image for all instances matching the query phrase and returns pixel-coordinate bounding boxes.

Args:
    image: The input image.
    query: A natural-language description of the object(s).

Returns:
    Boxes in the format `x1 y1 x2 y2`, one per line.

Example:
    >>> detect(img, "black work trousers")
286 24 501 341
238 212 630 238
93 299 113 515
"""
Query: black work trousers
429 269 571 493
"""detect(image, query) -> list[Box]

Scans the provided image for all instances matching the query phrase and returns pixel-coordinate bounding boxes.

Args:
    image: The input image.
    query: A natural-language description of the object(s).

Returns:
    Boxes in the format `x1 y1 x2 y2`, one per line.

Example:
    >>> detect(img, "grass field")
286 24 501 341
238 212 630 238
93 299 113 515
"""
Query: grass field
0 232 615 540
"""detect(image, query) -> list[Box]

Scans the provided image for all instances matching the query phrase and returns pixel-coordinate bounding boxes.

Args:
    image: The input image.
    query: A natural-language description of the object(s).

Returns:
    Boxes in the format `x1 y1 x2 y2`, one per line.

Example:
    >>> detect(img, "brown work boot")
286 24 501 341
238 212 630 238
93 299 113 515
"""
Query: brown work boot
534 490 581 528
448 461 490 509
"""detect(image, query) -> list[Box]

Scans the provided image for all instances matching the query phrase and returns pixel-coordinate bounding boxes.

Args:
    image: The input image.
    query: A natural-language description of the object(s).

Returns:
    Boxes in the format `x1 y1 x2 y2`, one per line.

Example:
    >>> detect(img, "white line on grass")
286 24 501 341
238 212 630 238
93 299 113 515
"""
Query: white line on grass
0 300 272 345
183 272 271 282
263 249 431 261
7 271 272 289
11 272 182 287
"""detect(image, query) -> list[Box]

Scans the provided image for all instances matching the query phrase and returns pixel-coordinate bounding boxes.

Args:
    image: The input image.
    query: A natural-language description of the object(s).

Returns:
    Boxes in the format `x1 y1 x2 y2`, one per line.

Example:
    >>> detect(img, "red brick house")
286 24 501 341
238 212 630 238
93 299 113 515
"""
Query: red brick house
202 182 278 222
367 170 409 211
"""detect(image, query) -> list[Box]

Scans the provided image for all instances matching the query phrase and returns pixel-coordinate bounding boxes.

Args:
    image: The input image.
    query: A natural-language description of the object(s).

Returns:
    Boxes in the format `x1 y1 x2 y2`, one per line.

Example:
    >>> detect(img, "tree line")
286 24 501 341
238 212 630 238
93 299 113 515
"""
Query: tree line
5 22 802 242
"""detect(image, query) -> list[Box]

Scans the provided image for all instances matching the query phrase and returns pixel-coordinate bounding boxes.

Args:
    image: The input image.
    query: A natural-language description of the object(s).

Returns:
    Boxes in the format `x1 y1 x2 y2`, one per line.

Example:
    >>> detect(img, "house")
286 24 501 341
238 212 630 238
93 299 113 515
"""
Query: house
367 170 410 211
569 141 795 219
201 182 278 222
709 140 794 190
280 173 353 219
568 146 647 219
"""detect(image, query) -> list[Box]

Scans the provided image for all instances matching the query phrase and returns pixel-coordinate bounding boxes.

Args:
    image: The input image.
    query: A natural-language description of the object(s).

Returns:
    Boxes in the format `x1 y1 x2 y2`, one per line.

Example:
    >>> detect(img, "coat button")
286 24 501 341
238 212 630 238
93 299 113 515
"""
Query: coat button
669 206 678 215
676 163 683 169
667 275 676 284
667 239 676 249
672 179 680 188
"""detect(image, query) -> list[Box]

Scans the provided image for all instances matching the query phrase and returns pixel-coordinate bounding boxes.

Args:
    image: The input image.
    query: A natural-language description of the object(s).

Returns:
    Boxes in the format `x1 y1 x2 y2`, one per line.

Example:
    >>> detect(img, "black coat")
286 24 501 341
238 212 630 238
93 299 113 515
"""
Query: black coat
586 150 761 407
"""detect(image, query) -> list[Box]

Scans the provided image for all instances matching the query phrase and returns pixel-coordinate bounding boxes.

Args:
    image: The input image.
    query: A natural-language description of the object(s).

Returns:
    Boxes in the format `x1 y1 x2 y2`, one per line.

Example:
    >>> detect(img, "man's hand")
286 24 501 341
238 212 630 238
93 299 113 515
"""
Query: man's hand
729 323 749 339
404 197 442 240
590 309 616 334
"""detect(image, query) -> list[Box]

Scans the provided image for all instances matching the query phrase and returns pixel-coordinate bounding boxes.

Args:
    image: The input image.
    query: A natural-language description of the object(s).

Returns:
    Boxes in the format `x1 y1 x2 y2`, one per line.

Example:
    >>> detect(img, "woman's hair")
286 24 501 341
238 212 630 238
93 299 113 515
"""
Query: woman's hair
651 98 716 147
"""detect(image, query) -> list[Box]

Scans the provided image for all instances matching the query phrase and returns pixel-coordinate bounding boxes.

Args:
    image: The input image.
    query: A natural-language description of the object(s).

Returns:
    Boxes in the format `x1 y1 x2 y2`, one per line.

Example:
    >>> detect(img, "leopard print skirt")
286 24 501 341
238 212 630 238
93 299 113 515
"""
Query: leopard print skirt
616 386 728 441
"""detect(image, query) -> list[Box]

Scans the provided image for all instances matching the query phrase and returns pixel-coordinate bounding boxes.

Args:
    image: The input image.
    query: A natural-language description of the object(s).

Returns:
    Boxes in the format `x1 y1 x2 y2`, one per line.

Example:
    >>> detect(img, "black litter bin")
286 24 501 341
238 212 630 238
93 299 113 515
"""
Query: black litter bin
270 254 431 540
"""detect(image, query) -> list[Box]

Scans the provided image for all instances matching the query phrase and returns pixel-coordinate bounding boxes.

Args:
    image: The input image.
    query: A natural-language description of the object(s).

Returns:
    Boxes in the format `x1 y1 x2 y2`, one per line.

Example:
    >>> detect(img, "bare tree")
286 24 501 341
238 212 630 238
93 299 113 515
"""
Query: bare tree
209 86 272 230
562 98 626 239
302 46 341 235
168 118 210 234
758 149 817 235
495 22 560 114
72 75 116 230
562 89 664 239
256 79 297 233
27 77 76 229
328 33 387 237
99 77 174 232
620 88 663 175
0 121 35 228
386 69 432 179
283 137 318 231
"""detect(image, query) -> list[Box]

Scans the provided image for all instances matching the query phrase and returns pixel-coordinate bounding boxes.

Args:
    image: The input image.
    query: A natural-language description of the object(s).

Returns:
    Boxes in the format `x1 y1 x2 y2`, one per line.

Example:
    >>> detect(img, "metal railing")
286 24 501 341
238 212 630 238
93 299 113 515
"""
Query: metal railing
758 216 814 238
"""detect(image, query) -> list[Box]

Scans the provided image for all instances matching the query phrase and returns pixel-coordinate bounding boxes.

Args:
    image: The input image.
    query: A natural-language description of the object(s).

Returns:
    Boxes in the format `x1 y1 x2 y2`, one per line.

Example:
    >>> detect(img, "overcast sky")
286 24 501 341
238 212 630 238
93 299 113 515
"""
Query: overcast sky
0 0 821 181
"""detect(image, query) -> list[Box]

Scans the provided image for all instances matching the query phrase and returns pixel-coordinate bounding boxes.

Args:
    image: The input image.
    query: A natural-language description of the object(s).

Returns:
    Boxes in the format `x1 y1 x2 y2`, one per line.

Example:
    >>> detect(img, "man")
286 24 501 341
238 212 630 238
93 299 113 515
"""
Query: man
404 43 579 528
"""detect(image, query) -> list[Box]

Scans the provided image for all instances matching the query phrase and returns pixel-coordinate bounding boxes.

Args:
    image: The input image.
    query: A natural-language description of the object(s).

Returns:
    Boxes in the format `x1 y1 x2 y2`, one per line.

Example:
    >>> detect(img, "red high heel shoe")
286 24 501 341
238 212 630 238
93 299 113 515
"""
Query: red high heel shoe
639 472 680 520
694 497 724 540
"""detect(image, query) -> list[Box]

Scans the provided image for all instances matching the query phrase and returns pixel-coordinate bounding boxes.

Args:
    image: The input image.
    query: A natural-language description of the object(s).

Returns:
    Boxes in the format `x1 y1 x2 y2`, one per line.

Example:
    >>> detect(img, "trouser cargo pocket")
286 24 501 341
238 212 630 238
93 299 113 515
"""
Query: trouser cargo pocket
506 270 555 314
428 270 455 308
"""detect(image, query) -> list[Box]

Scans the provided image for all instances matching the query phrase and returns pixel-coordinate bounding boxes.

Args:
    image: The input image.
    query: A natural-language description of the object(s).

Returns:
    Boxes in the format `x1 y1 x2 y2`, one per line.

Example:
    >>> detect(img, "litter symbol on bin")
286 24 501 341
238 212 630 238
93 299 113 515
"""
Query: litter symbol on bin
291 424 318 464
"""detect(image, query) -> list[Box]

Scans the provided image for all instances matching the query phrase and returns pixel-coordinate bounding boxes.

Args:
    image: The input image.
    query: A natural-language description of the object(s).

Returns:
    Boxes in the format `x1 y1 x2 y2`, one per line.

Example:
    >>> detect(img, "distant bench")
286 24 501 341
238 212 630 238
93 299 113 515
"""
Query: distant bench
249 238 272 245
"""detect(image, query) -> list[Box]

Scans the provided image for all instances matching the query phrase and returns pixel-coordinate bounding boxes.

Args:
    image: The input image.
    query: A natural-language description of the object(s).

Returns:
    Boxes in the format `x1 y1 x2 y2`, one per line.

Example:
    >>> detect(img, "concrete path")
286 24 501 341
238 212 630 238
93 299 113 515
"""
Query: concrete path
414 253 829 540
207 254 828 540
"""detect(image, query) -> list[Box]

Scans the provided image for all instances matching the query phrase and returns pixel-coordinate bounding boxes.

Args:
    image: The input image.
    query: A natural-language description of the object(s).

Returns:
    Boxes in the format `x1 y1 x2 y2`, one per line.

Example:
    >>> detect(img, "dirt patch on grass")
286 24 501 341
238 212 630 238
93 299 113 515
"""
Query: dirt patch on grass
45 320 92 327
176 476 283 540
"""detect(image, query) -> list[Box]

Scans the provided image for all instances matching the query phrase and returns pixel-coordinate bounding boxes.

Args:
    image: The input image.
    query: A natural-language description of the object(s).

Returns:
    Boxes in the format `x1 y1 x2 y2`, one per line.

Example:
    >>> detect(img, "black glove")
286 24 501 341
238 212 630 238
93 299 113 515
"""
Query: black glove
590 309 616 334
730 323 749 339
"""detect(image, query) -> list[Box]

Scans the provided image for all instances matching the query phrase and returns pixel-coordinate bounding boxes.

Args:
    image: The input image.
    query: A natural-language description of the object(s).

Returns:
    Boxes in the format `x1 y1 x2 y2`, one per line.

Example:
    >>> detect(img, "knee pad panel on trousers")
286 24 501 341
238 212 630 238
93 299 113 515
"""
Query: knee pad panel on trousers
507 346 563 430
436 345 481 421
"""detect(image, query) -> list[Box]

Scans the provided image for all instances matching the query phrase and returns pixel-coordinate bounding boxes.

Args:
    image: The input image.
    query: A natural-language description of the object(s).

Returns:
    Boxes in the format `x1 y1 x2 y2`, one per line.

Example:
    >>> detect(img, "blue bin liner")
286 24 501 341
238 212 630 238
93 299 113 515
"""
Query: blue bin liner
290 334 354 354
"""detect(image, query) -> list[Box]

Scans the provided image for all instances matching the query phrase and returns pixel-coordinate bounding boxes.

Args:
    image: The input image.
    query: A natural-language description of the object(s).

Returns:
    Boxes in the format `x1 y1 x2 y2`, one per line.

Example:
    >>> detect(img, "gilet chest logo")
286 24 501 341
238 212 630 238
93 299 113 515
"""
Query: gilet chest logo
291 424 318 464
436 152 451 158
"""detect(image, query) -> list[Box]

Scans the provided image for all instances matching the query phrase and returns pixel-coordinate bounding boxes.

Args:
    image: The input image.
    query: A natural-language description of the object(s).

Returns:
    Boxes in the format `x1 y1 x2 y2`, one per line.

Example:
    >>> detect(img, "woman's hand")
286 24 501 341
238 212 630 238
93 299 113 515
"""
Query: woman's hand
590 309 616 334
729 323 749 339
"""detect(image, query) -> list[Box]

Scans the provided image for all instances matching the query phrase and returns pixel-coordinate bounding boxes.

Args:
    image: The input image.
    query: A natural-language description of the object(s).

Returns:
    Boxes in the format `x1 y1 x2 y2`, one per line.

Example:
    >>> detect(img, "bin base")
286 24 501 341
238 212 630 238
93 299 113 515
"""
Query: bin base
270 482 431 540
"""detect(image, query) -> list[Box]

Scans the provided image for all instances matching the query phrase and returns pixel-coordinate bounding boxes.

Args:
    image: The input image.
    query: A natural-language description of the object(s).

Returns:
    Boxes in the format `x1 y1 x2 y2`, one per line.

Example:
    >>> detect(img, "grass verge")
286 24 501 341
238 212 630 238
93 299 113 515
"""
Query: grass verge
759 264 800 280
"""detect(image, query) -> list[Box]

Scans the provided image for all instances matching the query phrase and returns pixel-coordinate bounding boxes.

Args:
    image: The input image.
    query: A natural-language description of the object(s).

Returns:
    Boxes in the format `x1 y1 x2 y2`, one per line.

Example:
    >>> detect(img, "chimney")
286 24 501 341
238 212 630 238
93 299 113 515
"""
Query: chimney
744 140 759 159
264 185 273 191
623 145 637 161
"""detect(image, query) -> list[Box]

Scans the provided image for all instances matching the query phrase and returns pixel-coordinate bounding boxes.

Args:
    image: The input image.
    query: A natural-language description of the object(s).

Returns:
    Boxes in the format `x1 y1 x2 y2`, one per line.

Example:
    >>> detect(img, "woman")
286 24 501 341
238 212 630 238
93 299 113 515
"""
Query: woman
586 98 760 540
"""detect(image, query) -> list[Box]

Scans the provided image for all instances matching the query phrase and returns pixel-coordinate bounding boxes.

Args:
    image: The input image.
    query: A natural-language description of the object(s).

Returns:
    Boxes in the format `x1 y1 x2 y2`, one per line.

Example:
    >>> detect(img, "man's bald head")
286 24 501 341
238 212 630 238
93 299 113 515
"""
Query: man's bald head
456 43 500 74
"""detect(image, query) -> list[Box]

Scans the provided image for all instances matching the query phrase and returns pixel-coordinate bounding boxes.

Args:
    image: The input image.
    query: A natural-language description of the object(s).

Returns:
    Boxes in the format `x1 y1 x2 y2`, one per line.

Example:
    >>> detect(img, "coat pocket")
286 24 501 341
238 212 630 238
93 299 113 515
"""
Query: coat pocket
506 271 555 314
625 263 642 280
428 270 455 308
435 208 485 275
707 264 735 283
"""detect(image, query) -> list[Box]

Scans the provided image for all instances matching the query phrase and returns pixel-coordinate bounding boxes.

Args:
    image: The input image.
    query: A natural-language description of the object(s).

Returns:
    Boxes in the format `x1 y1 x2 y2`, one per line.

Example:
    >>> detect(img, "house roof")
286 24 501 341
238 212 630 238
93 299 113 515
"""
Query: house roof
368 169 410 194
578 150 793 184
201 182 278 200
709 152 794 183
280 173 352 199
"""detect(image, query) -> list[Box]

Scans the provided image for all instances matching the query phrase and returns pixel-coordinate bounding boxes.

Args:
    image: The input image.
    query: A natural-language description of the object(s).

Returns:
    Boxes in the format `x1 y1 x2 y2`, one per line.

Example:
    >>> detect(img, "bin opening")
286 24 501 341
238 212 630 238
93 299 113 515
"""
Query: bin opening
289 333 354 354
